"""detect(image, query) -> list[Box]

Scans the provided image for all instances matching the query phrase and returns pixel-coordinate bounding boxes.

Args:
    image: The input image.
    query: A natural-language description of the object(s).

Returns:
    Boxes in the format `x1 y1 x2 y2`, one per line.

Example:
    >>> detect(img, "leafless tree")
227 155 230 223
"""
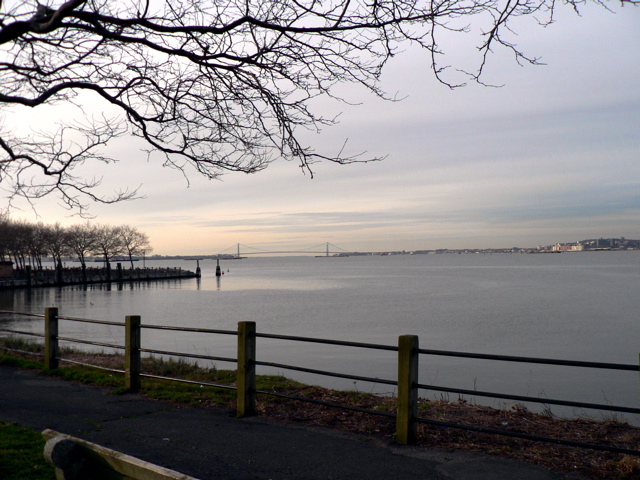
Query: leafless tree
4 219 32 269
119 224 152 269
92 223 124 269
44 221 72 267
29 221 49 268
0 215 31 266
66 221 97 269
0 211 11 261
0 0 636 213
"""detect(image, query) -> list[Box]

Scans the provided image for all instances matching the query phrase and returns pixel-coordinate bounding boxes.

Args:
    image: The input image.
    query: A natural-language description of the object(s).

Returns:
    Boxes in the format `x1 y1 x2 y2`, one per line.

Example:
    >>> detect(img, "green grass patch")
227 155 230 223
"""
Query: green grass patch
0 421 55 480
0 337 306 409
136 359 305 407
0 337 45 353
0 353 44 370
56 367 124 389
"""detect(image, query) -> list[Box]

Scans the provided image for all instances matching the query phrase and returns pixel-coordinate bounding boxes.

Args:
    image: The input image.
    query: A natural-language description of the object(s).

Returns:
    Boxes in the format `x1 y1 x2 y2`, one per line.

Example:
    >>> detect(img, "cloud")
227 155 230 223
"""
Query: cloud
7 3 640 254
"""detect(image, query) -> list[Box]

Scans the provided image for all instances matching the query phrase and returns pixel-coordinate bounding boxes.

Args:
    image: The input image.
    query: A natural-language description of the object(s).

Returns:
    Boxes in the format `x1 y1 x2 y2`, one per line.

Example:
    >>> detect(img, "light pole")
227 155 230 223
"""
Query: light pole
142 250 146 269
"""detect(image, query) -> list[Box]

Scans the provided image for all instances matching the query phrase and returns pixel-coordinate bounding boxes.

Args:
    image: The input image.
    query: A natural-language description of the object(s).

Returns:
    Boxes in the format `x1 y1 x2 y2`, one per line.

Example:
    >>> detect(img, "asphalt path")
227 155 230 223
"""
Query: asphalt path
0 365 576 479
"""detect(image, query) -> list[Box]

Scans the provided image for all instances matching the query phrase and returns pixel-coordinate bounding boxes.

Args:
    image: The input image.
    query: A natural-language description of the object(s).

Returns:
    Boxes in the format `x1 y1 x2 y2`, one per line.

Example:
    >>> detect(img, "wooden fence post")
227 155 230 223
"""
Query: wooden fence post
237 321 256 417
125 315 141 392
44 307 59 371
397 334 419 445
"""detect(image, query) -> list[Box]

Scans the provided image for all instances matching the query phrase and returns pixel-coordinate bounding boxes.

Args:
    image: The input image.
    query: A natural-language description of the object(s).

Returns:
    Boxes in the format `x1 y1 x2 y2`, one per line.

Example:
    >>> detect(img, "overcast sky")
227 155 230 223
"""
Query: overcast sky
9 2 640 255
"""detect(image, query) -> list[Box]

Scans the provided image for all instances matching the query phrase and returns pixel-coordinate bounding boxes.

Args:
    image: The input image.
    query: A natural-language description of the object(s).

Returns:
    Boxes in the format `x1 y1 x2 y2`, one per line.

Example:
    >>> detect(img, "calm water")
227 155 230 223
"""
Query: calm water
1 251 639 421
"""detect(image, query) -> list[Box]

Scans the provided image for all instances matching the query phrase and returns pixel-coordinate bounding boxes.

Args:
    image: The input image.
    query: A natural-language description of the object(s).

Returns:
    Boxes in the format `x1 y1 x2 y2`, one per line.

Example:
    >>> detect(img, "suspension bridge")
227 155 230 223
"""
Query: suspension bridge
217 242 351 257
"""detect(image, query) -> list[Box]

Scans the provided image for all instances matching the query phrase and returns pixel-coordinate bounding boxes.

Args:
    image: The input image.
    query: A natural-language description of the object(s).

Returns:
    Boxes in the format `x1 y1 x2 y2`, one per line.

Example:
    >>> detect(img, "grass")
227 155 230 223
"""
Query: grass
0 337 305 408
1 337 640 479
0 421 55 480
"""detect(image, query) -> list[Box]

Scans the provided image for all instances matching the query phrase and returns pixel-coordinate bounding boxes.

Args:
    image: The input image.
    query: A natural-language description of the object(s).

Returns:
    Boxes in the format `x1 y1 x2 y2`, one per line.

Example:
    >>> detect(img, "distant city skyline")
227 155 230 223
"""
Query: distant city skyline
6 3 640 256
143 236 637 257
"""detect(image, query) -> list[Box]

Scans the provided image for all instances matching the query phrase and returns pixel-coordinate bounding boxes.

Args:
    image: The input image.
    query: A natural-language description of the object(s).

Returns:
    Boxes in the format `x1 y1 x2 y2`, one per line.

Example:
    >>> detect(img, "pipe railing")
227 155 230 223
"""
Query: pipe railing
0 307 639 455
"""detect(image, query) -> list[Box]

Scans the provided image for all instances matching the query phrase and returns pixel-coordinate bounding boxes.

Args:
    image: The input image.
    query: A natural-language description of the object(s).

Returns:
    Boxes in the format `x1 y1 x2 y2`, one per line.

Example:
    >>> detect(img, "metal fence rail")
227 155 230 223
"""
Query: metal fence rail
0 328 44 338
1 307 639 456
0 310 44 318
413 415 640 456
57 336 124 351
417 381 640 415
61 357 125 374
59 316 125 327
255 388 398 419
139 347 236 365
418 347 639 371
256 359 397 386
141 323 237 336
139 372 237 391
257 331 399 351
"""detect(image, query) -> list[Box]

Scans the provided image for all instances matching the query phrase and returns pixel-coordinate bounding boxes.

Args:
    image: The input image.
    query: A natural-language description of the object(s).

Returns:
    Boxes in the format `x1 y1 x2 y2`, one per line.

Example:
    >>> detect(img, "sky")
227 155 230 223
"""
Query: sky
6 2 640 255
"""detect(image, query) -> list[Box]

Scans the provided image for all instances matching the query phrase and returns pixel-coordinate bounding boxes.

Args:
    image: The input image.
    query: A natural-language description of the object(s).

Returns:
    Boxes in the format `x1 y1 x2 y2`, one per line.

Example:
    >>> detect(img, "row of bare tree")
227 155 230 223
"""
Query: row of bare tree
0 215 152 271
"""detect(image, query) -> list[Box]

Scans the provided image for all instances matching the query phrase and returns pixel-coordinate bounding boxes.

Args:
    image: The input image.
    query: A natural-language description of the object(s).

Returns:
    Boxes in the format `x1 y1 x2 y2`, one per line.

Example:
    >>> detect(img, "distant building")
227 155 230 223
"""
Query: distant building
552 243 584 252
0 261 13 278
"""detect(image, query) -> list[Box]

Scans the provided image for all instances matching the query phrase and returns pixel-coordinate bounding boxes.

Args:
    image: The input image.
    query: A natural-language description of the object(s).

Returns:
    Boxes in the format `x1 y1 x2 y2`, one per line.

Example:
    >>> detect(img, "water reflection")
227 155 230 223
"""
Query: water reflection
1 278 198 316
2 254 640 421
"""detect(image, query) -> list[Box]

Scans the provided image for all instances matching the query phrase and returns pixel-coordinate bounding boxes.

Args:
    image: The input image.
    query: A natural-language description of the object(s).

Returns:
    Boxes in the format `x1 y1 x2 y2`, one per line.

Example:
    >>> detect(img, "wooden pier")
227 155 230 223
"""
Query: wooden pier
0 264 199 290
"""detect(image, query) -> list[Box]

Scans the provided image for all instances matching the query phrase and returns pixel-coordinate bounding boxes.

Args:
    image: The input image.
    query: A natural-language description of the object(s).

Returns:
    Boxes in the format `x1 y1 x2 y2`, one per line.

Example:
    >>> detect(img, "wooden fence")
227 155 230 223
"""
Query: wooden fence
1 306 640 454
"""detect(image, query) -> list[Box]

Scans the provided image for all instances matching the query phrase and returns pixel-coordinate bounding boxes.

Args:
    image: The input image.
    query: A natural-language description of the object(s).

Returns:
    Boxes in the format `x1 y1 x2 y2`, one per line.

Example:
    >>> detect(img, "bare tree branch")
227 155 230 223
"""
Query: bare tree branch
0 0 633 211
0 114 138 214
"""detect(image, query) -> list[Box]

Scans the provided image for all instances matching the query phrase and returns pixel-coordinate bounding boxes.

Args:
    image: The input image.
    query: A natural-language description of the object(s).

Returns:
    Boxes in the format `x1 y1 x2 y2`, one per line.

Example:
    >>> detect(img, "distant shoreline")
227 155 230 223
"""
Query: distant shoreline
144 247 636 259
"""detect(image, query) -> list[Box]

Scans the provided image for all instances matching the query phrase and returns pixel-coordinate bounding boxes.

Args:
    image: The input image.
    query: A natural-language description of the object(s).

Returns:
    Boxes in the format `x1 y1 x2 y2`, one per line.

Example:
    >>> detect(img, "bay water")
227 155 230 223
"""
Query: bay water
1 251 639 422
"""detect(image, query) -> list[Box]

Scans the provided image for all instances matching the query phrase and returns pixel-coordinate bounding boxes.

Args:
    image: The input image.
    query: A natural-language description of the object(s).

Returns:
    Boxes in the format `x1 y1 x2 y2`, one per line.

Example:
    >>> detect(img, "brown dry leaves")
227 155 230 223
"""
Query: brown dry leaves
257 387 640 480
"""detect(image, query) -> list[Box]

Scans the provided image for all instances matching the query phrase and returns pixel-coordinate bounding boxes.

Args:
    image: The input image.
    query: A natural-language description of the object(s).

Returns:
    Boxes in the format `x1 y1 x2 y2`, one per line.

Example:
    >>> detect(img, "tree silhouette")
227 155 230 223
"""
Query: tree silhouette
0 0 634 212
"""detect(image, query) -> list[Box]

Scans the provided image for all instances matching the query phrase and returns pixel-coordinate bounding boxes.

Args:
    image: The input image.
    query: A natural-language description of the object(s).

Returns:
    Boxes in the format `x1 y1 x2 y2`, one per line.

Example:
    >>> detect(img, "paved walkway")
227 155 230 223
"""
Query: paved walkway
0 365 574 480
